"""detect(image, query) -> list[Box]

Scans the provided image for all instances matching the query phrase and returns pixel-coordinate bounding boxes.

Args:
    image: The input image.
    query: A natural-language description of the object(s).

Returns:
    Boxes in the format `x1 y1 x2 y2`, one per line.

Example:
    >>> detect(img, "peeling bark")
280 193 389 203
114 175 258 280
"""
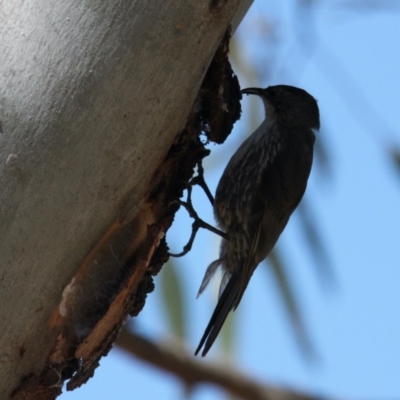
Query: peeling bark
1 1 249 398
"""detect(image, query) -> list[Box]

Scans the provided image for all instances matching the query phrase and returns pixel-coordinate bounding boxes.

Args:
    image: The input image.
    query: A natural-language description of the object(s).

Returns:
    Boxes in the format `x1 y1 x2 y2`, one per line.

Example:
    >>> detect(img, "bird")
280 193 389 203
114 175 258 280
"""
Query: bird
195 84 320 356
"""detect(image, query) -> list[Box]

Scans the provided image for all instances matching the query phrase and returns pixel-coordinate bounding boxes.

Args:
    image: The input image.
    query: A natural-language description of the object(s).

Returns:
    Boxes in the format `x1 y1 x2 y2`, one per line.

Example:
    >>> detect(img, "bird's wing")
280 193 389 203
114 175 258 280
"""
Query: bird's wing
235 131 315 306
233 194 265 309
234 141 288 309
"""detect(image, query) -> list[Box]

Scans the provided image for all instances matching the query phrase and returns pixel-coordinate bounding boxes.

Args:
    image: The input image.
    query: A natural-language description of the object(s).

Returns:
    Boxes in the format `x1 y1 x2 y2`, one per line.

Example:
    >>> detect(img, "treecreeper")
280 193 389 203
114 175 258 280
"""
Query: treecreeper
196 85 320 356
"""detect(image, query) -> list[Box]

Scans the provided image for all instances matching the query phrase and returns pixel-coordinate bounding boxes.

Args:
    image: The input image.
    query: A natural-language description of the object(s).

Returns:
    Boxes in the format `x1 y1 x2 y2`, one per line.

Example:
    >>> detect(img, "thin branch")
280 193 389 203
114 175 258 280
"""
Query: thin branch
190 162 215 206
169 184 226 257
116 329 329 400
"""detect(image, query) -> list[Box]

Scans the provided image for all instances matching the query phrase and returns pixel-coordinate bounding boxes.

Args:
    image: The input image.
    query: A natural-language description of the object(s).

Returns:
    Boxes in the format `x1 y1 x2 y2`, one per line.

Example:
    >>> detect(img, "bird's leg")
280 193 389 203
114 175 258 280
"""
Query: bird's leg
169 184 226 258
179 185 226 238
190 162 214 206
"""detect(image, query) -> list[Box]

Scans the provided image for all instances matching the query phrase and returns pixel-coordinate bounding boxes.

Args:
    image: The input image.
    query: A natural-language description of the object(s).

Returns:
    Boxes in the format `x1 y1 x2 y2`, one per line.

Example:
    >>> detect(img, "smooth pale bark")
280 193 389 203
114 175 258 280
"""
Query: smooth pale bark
0 0 252 397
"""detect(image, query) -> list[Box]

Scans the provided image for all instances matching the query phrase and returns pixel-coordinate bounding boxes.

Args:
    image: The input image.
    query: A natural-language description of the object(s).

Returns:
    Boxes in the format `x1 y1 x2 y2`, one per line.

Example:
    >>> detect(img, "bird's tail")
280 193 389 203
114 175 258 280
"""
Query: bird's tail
195 272 240 357
197 259 221 298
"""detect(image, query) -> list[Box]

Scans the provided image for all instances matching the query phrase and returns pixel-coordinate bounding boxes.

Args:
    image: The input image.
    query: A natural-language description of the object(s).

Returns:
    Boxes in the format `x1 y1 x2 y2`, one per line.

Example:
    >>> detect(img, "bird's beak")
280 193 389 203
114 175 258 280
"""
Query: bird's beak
241 87 264 96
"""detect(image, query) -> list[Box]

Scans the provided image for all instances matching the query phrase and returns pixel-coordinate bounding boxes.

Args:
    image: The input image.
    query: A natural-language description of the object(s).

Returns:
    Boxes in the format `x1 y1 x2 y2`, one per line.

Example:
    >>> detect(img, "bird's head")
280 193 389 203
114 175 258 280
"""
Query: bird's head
241 85 320 130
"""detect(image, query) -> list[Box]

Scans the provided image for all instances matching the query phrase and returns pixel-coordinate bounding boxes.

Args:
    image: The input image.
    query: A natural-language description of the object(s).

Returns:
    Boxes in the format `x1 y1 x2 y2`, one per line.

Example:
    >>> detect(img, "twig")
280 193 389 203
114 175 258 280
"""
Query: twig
190 162 215 206
169 184 226 258
116 329 329 400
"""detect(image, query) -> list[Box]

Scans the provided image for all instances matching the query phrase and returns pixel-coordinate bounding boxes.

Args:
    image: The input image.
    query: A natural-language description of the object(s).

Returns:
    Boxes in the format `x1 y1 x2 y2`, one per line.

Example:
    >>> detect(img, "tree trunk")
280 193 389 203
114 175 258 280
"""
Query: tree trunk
0 1 252 398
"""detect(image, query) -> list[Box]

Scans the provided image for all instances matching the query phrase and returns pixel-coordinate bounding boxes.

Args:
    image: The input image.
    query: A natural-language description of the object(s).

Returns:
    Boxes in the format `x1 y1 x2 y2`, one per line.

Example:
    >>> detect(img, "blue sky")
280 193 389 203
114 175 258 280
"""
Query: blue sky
63 2 400 399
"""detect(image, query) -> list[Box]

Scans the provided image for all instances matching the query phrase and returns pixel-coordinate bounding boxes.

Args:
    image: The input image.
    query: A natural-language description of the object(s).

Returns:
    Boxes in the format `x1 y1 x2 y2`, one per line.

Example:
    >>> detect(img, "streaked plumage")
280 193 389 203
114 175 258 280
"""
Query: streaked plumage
196 85 320 356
